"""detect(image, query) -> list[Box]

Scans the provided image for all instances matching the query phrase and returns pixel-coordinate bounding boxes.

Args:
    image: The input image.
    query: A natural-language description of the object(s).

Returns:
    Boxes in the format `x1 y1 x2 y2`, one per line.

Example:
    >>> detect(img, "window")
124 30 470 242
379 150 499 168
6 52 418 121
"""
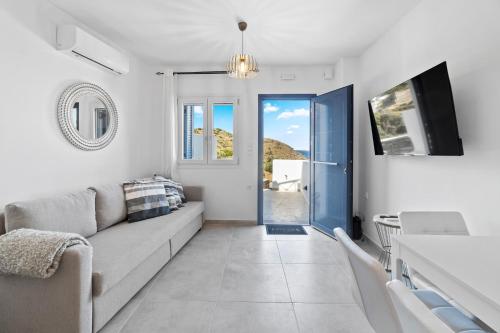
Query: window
179 97 238 164
180 100 206 161
211 101 235 161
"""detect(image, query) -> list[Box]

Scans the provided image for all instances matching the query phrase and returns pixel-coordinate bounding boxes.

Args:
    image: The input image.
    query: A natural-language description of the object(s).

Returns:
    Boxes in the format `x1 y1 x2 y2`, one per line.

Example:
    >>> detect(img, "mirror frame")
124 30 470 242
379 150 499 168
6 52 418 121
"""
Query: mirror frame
57 82 118 150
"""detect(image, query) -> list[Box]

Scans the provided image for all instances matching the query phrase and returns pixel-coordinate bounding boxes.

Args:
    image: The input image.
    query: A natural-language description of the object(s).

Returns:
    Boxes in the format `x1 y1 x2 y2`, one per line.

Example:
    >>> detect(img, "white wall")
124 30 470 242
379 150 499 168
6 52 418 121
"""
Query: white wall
357 0 500 242
0 0 162 208
272 159 304 192
173 65 354 221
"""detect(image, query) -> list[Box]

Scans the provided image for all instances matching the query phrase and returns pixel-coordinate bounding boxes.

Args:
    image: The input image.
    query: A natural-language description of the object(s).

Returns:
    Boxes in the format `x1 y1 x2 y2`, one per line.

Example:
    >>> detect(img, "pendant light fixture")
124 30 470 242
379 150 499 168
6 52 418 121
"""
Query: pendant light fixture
227 21 259 79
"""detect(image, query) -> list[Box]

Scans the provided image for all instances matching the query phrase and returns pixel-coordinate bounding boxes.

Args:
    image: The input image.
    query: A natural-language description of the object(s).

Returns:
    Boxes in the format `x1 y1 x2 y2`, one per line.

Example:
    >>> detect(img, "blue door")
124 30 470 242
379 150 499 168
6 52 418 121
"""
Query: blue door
310 85 353 236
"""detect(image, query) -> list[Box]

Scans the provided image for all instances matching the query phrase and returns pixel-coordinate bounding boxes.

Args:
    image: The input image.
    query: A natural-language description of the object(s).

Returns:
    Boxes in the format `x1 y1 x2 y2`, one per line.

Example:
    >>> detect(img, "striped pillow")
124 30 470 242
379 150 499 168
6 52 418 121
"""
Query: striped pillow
131 177 183 210
154 175 187 203
123 181 170 222
165 187 182 210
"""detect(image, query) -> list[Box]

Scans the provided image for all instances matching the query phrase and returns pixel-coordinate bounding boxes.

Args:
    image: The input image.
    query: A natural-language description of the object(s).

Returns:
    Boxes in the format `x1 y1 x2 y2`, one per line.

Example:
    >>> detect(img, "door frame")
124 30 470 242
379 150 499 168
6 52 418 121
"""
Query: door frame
257 94 317 225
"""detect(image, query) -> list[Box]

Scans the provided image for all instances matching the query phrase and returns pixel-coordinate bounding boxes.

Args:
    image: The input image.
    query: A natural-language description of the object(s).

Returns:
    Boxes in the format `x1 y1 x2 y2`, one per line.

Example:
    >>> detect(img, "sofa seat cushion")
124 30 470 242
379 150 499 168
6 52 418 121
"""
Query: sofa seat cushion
89 201 204 296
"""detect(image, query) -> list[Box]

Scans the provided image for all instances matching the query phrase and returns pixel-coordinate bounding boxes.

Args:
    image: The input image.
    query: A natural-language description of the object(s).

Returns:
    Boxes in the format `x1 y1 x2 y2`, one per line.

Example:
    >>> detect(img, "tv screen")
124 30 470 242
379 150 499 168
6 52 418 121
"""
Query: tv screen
368 62 463 156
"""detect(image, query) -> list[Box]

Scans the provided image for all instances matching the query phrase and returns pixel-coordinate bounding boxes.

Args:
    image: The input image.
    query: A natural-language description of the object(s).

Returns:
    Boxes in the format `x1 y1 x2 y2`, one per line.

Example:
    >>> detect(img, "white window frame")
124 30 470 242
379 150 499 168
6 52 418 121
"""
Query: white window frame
178 96 238 165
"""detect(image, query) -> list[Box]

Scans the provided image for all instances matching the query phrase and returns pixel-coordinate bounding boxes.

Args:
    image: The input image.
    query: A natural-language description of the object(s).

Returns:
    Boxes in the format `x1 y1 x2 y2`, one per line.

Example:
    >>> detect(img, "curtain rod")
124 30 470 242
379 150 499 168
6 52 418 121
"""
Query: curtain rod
155 71 227 76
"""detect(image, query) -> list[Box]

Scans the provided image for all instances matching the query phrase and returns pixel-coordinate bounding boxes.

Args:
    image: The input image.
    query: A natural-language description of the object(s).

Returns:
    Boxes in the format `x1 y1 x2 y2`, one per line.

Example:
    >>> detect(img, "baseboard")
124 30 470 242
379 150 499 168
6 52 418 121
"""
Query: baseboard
205 219 257 226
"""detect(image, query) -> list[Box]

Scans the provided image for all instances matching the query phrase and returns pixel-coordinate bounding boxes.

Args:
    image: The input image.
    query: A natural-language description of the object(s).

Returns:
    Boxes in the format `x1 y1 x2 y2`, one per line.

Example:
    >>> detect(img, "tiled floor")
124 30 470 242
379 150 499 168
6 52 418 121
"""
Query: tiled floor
263 190 309 225
100 223 375 333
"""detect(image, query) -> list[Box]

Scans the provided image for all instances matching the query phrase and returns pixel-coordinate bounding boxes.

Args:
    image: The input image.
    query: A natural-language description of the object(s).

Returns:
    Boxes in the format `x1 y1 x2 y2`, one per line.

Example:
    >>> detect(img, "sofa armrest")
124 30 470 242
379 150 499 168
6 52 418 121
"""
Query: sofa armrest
184 186 204 202
0 244 93 333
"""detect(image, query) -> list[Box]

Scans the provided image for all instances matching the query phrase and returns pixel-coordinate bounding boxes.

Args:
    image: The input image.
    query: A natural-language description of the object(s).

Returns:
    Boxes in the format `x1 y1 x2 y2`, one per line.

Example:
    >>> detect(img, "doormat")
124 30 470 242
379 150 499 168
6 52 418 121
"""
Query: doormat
266 224 307 235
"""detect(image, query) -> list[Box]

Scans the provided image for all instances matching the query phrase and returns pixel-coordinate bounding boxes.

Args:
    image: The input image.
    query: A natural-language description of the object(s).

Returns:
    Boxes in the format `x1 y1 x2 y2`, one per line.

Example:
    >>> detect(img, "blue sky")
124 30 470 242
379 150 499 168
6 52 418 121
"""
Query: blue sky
263 99 310 150
193 104 233 133
213 104 233 132
193 105 204 131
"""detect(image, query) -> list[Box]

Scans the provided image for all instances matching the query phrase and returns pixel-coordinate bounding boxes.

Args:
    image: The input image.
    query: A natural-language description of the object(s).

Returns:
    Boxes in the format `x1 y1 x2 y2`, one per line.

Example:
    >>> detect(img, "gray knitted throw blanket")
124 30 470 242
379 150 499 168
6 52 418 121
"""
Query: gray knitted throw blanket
0 228 90 279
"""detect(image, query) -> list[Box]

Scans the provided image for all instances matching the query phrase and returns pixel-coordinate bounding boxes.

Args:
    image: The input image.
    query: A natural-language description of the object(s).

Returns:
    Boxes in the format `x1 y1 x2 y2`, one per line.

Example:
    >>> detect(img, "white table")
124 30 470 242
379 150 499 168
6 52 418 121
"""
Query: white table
391 235 500 331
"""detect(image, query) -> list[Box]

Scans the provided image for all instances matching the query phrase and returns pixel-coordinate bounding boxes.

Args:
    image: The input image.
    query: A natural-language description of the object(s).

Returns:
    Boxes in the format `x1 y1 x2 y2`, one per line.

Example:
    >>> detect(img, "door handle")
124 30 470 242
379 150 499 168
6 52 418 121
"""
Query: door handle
312 161 339 166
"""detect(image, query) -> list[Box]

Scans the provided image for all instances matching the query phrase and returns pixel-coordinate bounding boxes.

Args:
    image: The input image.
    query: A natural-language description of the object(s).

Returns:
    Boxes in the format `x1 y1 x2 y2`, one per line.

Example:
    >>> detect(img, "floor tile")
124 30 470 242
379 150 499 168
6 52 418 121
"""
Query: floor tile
121 300 215 333
284 264 354 303
294 303 374 333
210 302 299 333
105 222 377 332
220 262 290 302
273 226 333 241
195 223 234 241
148 260 225 301
263 190 308 225
174 237 231 263
99 270 158 333
232 225 275 240
228 240 281 264
277 240 344 264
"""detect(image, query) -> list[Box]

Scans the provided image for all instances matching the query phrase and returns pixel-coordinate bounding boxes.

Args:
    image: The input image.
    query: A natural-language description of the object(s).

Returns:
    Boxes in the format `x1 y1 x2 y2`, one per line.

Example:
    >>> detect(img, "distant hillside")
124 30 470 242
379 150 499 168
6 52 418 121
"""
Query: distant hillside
192 129 304 176
263 138 305 179
213 128 233 159
194 127 233 159
263 138 306 161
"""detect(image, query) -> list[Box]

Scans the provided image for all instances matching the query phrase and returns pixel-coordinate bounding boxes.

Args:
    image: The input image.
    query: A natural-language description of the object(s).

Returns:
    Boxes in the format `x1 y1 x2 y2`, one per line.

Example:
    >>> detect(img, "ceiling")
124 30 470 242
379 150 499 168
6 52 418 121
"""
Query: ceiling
51 0 420 66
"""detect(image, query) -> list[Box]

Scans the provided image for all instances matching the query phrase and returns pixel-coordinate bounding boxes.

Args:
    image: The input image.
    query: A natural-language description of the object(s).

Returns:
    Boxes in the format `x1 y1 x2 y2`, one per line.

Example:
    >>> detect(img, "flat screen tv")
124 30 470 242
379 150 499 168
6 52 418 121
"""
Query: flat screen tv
368 62 463 156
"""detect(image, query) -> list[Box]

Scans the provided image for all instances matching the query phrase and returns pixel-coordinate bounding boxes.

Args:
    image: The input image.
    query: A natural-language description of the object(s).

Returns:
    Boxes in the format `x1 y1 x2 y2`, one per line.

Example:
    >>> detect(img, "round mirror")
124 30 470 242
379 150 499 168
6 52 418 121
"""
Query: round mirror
58 83 118 150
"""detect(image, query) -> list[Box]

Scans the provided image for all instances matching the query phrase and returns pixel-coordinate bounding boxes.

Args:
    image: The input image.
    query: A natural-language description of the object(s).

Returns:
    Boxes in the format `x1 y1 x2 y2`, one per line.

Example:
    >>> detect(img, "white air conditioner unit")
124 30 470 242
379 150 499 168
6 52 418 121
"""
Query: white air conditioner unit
56 25 130 75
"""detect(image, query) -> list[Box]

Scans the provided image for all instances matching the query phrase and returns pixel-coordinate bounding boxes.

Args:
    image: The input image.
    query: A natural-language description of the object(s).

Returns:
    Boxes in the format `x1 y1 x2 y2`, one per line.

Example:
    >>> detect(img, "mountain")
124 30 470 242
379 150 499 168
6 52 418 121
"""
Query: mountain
263 138 306 161
212 128 233 159
194 128 233 159
263 138 306 179
193 129 305 177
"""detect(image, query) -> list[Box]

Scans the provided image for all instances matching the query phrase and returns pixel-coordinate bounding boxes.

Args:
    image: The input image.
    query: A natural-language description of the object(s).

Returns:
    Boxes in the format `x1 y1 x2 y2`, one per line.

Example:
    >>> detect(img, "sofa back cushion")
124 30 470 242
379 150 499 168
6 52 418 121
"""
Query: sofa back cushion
5 189 97 237
89 184 127 231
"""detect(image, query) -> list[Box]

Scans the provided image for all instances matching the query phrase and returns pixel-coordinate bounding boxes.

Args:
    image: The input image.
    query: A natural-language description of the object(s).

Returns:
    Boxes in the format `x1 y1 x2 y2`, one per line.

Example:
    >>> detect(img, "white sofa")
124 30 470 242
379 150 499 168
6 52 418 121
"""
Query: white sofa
0 184 204 333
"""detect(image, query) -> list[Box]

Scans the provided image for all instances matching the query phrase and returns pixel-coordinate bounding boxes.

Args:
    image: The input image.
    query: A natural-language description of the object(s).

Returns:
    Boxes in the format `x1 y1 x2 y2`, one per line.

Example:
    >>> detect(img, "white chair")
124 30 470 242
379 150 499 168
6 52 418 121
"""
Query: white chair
334 227 402 333
387 280 455 333
398 211 469 236
398 212 468 299
334 228 490 333
387 280 491 333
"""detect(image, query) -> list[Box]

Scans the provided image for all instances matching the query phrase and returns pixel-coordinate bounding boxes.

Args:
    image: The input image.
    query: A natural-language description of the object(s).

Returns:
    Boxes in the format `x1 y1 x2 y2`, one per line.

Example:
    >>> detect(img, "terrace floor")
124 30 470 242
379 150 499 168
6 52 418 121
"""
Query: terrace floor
263 190 309 225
